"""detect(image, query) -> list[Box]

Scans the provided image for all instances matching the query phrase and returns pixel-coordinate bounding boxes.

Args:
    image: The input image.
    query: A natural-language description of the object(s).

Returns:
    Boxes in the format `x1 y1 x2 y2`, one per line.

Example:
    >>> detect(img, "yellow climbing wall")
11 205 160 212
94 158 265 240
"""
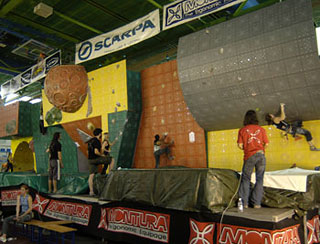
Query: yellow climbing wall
42 60 128 132
208 120 320 171
11 137 36 172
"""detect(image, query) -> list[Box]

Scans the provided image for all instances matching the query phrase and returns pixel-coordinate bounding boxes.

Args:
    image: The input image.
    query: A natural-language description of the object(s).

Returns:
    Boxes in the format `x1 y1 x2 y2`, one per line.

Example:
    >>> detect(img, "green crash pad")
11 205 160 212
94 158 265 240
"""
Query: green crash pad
96 168 240 213
262 173 320 215
95 168 320 214
0 172 89 195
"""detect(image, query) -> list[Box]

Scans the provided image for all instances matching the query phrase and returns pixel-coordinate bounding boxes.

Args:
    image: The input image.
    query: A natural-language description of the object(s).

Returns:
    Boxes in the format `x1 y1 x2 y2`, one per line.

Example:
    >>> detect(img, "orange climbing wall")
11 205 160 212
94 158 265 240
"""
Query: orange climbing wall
0 103 19 137
134 60 207 168
62 116 102 157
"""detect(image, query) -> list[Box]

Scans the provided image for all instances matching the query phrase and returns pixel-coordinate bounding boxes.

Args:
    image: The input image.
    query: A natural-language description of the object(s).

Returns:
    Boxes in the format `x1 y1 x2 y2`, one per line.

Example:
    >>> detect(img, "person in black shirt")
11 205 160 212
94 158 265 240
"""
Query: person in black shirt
46 132 64 193
101 132 116 174
87 128 110 196
266 103 319 151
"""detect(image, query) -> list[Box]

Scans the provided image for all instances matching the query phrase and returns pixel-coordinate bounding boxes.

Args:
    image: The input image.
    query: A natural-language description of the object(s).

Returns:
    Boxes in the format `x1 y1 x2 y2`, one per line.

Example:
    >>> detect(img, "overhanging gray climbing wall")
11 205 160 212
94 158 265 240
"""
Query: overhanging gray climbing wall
178 0 320 131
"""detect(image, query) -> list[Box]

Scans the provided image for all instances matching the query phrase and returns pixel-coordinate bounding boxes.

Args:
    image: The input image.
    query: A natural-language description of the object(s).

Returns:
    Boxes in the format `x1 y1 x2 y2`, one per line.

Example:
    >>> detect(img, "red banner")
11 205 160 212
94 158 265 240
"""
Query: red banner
98 207 170 243
44 199 92 226
1 189 20 206
307 215 320 244
188 218 215 244
217 223 301 244
32 194 50 214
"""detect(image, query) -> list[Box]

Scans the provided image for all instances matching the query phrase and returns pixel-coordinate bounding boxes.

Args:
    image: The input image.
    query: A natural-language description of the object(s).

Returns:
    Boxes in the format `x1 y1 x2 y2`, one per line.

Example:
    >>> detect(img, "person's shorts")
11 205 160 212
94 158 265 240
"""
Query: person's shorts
49 159 58 180
89 163 99 174
88 156 111 174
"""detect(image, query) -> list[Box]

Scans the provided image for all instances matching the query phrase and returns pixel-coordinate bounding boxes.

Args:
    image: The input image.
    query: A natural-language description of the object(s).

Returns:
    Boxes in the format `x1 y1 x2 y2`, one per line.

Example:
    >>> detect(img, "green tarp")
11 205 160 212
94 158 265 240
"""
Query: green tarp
263 173 320 215
96 168 240 213
95 168 320 214
0 172 89 195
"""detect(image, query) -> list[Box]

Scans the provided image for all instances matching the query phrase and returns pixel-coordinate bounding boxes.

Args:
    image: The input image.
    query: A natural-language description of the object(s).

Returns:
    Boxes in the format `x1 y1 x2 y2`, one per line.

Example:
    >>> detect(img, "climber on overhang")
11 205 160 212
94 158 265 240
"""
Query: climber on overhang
265 103 320 151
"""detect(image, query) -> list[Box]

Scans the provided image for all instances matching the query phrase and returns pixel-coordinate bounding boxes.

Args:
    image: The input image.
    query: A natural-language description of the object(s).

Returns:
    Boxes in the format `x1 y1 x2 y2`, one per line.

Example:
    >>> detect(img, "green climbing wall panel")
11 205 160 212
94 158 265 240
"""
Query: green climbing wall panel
31 104 78 174
108 71 141 169
18 102 32 137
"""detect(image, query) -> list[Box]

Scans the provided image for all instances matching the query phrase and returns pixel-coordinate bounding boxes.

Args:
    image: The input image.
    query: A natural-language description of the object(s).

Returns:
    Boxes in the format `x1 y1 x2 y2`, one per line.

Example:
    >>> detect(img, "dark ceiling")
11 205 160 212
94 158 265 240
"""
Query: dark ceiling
1 0 320 91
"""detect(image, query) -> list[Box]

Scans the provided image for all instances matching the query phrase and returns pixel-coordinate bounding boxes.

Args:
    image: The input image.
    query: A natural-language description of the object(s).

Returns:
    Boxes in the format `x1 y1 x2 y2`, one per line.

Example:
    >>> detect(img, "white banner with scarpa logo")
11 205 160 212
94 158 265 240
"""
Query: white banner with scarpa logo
163 0 245 30
75 10 160 64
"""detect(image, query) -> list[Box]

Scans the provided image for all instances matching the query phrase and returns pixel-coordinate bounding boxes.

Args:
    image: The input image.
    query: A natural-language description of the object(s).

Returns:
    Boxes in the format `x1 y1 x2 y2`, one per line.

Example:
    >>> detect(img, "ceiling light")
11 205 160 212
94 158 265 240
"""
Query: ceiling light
29 98 42 104
5 93 19 101
34 3 53 18
19 96 32 102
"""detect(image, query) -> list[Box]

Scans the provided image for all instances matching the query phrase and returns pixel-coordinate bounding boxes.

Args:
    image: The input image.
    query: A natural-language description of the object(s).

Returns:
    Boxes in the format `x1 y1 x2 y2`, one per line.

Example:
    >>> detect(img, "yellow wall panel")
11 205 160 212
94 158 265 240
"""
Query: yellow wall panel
43 60 128 132
208 120 320 171
11 137 36 171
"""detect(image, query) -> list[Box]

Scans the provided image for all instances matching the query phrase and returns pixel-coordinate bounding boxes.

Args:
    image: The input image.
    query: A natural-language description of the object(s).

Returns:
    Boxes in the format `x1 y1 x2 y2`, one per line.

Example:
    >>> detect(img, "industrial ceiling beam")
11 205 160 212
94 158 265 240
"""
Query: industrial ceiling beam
0 0 23 17
232 0 249 17
147 0 162 9
54 10 103 34
9 12 80 43
0 66 20 74
82 0 131 24
236 0 278 16
201 0 278 30
0 0 5 9
82 0 177 50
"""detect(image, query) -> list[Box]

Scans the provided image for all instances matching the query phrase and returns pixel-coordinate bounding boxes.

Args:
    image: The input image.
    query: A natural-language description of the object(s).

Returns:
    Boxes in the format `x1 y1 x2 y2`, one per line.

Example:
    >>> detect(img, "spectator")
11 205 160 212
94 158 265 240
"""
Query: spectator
237 110 269 209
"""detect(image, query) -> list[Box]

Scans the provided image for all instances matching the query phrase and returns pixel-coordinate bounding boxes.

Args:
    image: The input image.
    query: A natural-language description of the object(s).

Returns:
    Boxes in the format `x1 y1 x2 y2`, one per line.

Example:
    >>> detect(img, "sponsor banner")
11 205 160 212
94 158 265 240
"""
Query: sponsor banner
1 188 20 206
32 194 50 214
217 223 301 244
45 51 60 74
0 51 61 98
98 207 170 243
20 69 32 86
163 0 245 30
189 218 215 244
307 215 320 244
44 199 92 226
75 10 160 64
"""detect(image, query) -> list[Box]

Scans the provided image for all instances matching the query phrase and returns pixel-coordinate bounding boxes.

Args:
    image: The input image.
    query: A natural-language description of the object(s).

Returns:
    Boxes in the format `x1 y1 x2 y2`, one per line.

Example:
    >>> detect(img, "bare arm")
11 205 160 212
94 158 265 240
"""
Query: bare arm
58 151 63 168
110 138 118 147
237 143 243 150
101 140 108 154
273 103 286 123
94 148 104 156
16 196 20 218
264 143 268 149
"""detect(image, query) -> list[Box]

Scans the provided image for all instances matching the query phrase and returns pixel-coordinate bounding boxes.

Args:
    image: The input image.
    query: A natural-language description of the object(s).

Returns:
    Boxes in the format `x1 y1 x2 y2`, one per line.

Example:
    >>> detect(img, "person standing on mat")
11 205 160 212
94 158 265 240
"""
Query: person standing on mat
1 152 14 172
153 133 174 168
5 152 14 172
87 128 110 196
0 184 33 242
265 103 319 151
47 132 63 193
101 132 116 174
237 110 269 209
